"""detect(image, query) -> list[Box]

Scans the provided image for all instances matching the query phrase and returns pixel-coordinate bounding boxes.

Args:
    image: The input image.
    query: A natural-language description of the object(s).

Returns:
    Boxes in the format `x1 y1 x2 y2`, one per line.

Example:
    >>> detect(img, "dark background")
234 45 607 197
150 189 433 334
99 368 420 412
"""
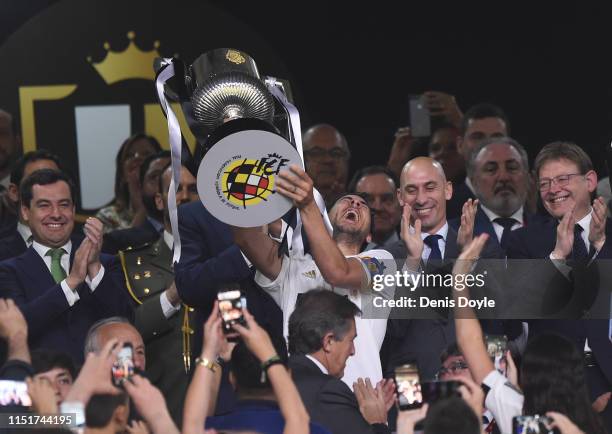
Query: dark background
1 1 612 176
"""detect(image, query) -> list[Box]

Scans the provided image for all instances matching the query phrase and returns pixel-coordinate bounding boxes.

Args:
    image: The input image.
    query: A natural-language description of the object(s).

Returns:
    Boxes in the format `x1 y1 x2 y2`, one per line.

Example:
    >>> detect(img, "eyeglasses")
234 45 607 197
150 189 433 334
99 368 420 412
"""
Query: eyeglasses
437 360 468 377
538 173 584 191
304 147 349 160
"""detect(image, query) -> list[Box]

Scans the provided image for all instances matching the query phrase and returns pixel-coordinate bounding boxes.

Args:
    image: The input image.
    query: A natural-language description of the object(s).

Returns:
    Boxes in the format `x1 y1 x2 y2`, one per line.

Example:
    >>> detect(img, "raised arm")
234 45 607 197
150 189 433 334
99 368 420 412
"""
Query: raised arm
276 165 367 290
452 234 495 384
233 308 309 434
182 302 225 434
231 225 283 281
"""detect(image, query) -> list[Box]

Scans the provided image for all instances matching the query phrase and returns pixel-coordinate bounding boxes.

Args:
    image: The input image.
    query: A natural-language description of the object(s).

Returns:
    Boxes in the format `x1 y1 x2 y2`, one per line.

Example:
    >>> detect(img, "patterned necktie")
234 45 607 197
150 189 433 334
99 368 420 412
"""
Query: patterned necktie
424 234 443 262
46 248 67 283
572 224 588 260
493 217 518 249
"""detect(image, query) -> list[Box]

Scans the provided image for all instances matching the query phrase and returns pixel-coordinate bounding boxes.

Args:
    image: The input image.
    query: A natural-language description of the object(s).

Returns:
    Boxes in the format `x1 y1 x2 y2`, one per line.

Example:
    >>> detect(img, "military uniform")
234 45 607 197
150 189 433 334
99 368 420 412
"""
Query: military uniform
119 236 195 428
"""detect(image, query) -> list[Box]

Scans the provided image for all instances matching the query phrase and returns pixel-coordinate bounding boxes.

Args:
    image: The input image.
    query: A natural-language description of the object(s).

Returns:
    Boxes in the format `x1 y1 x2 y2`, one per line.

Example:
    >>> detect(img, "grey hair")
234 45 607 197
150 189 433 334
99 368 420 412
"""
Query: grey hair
466 136 529 180
83 316 130 356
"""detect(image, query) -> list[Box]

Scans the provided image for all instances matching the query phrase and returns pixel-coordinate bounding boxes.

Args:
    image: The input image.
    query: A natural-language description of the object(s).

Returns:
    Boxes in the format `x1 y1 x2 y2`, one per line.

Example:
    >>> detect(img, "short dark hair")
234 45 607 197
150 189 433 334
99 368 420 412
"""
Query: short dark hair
31 349 77 379
460 103 510 136
10 150 62 185
139 150 171 185
347 165 398 193
424 397 481 434
288 290 361 355
439 342 462 364
20 169 76 208
466 136 529 180
158 162 172 194
85 393 128 428
230 332 288 392
533 141 593 179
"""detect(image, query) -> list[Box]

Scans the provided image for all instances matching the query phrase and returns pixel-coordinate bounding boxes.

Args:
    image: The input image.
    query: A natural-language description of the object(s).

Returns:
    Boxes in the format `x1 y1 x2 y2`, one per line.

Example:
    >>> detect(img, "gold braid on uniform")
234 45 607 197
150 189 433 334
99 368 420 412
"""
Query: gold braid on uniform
182 304 194 372
118 250 143 305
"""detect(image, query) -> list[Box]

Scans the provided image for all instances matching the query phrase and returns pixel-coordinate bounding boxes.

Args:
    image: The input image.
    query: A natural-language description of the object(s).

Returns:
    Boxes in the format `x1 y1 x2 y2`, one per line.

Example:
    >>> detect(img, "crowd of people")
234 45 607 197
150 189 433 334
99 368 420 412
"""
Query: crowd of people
0 88 610 434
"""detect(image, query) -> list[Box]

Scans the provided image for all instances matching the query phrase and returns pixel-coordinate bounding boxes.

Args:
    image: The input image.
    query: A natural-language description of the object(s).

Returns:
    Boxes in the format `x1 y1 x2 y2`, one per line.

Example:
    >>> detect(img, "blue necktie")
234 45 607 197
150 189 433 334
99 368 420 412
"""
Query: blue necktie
493 217 518 249
424 234 443 262
572 224 588 260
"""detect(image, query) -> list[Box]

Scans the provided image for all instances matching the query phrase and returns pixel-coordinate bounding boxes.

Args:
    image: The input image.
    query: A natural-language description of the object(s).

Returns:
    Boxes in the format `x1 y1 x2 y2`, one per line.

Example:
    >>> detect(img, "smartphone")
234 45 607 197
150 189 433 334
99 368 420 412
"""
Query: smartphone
0 380 31 407
395 362 423 410
421 380 461 403
409 94 431 138
485 334 508 359
512 415 554 434
217 289 246 333
111 343 134 387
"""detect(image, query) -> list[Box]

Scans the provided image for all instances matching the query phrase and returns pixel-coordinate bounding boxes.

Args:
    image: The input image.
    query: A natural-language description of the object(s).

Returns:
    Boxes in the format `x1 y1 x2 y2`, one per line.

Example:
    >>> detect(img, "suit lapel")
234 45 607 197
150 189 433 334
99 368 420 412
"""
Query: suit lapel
475 207 500 245
19 247 56 298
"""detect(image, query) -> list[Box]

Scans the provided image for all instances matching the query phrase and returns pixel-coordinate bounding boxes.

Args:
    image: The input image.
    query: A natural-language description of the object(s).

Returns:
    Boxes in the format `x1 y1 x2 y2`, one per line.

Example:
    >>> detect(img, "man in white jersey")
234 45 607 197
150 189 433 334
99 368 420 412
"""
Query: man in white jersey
233 164 396 388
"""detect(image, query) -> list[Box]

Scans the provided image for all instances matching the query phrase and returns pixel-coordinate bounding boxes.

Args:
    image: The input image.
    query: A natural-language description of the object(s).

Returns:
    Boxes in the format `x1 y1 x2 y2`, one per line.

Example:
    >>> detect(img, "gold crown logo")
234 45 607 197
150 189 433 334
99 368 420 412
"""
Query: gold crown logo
88 31 161 85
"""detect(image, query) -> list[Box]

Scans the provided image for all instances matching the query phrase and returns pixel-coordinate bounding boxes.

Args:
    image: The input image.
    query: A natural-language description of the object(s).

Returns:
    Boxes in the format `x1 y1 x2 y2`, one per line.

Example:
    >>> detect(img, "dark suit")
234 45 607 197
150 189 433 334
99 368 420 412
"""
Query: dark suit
383 226 504 380
174 201 283 413
0 230 27 261
102 218 161 254
289 355 390 434
446 180 476 220
506 217 612 427
206 399 331 434
119 236 193 427
0 194 17 238
0 241 133 364
448 206 547 340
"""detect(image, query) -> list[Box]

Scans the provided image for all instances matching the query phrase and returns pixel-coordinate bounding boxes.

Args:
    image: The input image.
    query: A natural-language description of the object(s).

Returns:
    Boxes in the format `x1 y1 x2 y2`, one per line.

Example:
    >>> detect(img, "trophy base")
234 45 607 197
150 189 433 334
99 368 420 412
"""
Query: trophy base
196 124 302 227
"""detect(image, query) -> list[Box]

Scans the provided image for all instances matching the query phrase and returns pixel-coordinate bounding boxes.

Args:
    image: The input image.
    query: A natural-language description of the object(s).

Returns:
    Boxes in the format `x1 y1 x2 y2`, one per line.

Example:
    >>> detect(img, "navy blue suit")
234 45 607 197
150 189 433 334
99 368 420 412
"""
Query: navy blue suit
174 201 283 413
446 180 476 220
0 230 27 261
506 217 612 422
0 242 133 364
206 399 331 434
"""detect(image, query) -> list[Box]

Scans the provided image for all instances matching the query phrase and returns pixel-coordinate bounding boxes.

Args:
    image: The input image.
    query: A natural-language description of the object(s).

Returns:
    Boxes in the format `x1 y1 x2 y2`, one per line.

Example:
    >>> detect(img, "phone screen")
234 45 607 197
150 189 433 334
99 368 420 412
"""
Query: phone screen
111 343 134 387
512 415 554 434
0 380 31 407
395 363 422 410
409 95 431 138
217 290 246 333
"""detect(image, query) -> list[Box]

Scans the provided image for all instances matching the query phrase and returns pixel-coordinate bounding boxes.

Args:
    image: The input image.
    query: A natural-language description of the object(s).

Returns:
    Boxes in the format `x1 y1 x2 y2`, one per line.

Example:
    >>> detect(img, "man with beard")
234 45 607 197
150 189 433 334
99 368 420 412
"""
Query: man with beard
303 124 351 208
348 166 401 251
118 163 198 426
102 151 170 254
446 104 510 219
233 165 397 388
451 137 536 252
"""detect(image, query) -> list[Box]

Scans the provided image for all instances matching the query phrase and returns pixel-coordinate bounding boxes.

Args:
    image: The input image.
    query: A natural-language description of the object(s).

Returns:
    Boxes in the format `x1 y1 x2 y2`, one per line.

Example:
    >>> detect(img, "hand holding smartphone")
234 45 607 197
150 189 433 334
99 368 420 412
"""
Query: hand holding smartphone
111 343 135 387
395 362 423 410
217 290 247 333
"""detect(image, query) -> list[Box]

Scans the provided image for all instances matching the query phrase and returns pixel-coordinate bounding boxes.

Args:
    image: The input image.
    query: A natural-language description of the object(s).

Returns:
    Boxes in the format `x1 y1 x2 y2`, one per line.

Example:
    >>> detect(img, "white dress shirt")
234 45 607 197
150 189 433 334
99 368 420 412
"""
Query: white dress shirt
31 240 104 306
16 222 33 247
306 354 329 375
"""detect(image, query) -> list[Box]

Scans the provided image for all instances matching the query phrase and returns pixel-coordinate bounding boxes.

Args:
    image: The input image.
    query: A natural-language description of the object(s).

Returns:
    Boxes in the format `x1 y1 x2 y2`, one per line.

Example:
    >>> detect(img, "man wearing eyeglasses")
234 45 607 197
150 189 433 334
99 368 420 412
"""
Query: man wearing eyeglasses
303 124 351 208
348 166 401 251
505 141 612 430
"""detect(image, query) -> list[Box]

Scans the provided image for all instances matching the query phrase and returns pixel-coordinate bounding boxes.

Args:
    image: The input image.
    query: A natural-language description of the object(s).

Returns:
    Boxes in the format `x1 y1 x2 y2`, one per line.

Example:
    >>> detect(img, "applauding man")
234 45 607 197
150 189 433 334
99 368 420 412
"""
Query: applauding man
0 169 132 364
